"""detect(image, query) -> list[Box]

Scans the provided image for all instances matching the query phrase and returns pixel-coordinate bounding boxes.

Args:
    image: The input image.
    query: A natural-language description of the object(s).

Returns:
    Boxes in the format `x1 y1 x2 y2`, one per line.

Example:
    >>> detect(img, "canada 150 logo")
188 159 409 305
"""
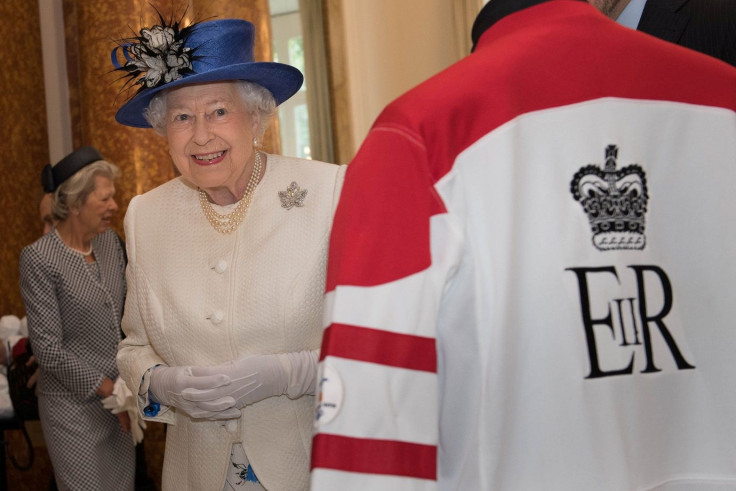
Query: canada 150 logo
567 145 694 379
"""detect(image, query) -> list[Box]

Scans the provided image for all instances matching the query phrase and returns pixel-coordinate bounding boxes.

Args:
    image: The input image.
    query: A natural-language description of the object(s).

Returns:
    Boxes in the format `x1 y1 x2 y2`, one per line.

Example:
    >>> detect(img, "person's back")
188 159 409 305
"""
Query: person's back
311 1 736 490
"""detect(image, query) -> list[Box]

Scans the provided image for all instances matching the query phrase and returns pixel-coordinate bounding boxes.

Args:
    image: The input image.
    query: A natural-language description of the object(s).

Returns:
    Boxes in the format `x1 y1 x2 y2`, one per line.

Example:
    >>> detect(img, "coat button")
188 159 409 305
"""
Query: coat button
211 310 224 325
215 260 227 274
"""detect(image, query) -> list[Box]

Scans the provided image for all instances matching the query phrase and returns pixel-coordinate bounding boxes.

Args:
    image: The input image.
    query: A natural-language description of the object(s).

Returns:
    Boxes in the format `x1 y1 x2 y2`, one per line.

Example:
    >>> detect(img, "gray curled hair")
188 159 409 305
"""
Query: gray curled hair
143 80 277 137
51 160 119 221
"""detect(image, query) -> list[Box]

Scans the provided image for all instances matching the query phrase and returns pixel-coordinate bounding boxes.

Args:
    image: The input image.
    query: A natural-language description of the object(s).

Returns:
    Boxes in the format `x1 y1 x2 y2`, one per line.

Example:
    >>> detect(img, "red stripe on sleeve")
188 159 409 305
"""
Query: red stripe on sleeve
311 433 437 480
320 323 437 373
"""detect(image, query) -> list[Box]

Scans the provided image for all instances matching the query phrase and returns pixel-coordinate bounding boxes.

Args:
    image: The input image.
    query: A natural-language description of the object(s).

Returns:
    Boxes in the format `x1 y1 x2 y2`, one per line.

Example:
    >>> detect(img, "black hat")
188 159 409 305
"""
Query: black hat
41 146 103 193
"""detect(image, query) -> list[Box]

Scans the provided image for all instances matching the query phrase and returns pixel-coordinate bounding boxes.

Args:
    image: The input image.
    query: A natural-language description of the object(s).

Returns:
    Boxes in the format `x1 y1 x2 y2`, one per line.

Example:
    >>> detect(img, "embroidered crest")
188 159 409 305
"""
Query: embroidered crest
570 145 648 251
278 181 308 209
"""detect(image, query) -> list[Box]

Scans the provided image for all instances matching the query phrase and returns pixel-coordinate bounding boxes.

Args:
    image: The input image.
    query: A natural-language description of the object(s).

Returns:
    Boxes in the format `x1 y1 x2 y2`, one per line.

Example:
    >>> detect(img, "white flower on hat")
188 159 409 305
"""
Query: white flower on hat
112 12 196 92
141 26 175 52
165 41 192 83
139 53 167 87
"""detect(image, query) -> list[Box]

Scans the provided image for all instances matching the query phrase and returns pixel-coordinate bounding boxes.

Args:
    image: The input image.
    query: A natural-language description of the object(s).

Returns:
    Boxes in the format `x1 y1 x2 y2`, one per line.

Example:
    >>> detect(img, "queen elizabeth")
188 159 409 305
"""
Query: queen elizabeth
113 18 345 491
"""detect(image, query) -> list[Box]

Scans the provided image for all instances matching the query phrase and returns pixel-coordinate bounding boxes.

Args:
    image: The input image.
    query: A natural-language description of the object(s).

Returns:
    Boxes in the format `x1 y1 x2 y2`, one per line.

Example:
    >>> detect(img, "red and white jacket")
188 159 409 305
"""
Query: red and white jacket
312 2 736 489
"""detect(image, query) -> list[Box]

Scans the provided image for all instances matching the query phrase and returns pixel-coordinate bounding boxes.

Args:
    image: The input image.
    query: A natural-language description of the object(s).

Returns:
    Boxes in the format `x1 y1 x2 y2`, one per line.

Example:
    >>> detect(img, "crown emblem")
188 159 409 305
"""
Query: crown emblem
570 145 648 251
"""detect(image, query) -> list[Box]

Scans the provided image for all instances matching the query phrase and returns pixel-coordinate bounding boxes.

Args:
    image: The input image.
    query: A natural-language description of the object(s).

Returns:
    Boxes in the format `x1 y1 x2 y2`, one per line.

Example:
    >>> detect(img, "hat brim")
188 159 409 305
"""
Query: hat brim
115 62 303 128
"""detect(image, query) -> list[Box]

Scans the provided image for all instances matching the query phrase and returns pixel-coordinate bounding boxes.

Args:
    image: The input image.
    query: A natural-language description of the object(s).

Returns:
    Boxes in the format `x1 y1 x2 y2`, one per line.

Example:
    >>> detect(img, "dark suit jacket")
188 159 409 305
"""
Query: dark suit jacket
638 0 736 66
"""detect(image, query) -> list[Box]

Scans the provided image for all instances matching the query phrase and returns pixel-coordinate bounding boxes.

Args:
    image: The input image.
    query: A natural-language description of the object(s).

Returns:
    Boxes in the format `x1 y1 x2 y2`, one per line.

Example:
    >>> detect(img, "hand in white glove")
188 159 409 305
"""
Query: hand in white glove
102 378 147 445
149 365 241 420
189 350 319 409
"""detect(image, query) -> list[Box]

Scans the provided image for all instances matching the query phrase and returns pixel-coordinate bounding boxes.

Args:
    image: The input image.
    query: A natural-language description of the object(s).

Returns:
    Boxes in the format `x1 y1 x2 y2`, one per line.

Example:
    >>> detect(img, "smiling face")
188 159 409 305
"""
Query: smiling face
76 175 118 238
164 81 259 199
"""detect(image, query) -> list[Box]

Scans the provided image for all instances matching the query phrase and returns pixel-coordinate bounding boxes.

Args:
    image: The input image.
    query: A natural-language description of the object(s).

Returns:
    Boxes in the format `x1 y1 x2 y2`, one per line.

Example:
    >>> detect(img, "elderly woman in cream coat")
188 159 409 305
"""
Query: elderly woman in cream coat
113 18 345 491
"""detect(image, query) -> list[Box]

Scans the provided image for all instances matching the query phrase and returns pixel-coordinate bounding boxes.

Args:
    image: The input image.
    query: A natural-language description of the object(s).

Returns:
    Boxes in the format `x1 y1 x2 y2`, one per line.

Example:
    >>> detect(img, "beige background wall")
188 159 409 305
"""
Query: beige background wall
323 0 483 163
339 0 461 151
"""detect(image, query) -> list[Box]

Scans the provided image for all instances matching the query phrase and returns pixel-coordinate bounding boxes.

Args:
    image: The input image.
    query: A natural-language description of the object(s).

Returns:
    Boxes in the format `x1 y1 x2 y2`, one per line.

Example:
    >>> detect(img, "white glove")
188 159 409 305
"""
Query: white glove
148 365 241 420
101 378 132 413
189 350 319 409
102 378 147 445
129 414 145 445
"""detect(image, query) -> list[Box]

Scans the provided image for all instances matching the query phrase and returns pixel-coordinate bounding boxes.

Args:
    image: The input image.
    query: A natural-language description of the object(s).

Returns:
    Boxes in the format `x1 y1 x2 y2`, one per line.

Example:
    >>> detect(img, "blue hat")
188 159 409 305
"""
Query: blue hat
113 18 303 128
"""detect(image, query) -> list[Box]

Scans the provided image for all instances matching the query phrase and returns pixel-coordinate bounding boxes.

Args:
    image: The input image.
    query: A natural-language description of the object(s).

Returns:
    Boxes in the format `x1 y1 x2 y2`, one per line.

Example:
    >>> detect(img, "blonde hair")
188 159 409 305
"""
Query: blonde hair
51 160 119 221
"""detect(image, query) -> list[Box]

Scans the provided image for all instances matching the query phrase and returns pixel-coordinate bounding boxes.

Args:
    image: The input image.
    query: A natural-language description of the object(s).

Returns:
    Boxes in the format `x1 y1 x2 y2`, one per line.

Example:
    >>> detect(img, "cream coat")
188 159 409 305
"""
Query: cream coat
118 154 345 491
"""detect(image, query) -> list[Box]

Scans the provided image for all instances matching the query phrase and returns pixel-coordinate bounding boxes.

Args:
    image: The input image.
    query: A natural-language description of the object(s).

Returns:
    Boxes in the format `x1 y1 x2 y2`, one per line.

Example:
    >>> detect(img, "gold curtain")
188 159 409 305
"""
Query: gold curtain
0 4 58 489
0 0 49 316
322 0 354 165
299 0 335 164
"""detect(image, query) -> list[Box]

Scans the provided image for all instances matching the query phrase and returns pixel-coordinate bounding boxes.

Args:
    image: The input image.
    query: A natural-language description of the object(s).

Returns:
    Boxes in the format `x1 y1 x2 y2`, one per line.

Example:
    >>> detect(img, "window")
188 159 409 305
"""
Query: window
270 1 311 159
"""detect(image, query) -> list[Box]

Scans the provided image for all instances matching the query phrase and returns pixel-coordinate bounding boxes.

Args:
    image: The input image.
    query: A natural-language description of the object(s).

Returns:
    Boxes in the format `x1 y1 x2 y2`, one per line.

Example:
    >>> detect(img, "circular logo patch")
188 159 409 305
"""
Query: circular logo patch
314 362 344 427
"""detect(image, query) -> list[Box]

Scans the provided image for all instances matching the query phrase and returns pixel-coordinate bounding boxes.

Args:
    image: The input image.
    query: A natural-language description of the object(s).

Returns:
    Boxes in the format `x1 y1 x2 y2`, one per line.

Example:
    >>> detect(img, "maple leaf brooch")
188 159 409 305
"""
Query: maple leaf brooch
279 182 308 210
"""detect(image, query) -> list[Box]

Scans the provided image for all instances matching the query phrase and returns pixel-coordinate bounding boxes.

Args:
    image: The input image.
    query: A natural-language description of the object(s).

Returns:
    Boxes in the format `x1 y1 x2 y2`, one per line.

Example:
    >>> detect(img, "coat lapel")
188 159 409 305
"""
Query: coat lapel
638 0 690 43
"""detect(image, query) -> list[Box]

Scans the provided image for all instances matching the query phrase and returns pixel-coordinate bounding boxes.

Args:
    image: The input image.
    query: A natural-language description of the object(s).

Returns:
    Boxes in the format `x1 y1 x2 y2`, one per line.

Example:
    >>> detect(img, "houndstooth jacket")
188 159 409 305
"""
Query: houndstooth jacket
20 229 126 398
118 154 345 491
20 228 134 490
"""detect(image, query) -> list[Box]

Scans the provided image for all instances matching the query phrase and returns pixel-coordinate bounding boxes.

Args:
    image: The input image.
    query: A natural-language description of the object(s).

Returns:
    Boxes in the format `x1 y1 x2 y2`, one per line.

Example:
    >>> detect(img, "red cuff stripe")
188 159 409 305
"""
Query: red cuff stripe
320 323 437 372
311 433 437 480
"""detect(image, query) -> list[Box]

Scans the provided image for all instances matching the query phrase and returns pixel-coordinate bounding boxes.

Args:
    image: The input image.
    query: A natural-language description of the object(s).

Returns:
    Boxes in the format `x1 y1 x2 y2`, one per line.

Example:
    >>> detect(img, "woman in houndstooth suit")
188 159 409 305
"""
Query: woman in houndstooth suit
19 147 135 490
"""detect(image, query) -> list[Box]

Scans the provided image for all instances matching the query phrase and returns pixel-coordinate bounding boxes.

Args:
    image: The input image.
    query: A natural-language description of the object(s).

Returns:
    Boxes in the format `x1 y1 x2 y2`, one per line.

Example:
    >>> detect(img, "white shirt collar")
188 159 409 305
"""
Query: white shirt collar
616 0 648 29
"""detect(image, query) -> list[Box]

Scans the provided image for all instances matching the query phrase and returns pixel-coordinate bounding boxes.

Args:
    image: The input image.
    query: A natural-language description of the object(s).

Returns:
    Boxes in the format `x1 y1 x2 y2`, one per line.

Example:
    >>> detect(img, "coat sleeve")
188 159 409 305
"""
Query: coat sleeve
311 122 447 490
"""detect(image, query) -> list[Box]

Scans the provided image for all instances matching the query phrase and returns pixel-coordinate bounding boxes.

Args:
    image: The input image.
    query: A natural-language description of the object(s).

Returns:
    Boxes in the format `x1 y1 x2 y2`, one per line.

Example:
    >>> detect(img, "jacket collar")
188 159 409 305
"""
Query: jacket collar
637 0 690 43
472 0 589 52
471 0 568 52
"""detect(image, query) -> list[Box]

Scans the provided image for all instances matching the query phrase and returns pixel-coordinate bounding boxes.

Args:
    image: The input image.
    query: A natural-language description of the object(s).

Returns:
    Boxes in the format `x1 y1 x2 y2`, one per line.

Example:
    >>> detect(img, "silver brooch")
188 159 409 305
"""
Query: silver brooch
279 182 308 209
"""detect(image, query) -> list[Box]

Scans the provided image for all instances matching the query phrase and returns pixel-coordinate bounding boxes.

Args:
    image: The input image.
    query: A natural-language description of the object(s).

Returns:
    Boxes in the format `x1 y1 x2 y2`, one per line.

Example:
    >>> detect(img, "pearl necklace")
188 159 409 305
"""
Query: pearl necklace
54 229 93 256
198 151 262 234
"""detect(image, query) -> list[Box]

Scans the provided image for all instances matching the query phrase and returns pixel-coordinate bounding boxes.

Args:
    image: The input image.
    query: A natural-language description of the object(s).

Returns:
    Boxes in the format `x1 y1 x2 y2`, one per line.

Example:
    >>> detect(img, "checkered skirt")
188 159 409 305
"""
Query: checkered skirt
20 229 134 490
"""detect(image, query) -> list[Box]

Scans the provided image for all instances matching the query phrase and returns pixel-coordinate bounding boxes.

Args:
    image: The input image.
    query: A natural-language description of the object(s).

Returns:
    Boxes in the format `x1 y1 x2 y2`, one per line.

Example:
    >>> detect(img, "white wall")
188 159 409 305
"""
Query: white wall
339 0 463 149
